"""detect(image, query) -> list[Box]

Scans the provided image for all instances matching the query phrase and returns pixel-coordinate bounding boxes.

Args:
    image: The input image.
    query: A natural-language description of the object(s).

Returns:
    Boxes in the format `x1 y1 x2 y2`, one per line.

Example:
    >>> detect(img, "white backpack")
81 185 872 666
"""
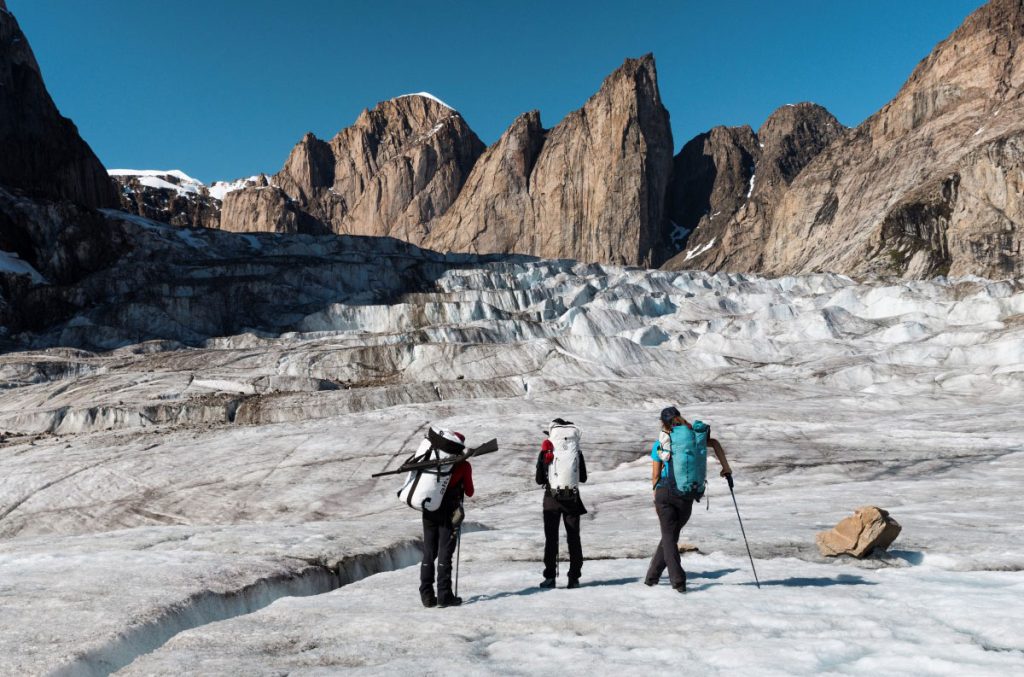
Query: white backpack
546 421 581 494
398 427 465 512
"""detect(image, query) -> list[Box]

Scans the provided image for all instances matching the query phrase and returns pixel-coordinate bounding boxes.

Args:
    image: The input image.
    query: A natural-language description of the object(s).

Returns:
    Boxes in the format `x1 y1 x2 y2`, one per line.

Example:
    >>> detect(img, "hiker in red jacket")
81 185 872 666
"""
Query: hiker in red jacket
420 431 474 609
536 418 588 589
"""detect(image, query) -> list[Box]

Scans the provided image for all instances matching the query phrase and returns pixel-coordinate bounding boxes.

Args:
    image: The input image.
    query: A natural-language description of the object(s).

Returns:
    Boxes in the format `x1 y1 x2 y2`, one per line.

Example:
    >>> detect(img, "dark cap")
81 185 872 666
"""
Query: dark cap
660 406 681 425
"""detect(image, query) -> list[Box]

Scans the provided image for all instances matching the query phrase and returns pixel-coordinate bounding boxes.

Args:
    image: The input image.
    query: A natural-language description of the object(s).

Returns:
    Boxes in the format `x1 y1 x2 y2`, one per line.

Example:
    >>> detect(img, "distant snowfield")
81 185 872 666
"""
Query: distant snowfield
0 258 1022 674
107 168 266 201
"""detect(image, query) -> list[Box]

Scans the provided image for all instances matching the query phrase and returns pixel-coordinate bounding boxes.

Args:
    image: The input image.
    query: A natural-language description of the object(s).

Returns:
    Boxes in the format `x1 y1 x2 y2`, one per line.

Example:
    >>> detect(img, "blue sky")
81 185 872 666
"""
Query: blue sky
12 0 984 183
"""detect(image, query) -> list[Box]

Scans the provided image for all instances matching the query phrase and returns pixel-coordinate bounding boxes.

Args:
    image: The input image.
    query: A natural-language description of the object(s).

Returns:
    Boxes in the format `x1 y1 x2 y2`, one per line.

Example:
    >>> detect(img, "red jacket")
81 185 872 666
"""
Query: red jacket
448 460 474 497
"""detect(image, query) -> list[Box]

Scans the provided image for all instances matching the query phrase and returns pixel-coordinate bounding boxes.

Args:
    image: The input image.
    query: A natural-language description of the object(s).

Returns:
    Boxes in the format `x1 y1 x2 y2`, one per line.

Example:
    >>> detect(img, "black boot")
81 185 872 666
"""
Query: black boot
421 589 437 608
567 578 580 589
539 577 556 589
438 593 463 608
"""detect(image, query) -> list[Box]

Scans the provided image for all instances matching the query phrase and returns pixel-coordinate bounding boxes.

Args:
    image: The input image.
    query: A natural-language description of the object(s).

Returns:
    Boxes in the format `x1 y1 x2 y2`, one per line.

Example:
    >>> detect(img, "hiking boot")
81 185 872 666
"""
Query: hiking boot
539 577 556 589
437 594 463 608
420 589 437 608
644 578 658 587
567 578 580 589
673 583 687 594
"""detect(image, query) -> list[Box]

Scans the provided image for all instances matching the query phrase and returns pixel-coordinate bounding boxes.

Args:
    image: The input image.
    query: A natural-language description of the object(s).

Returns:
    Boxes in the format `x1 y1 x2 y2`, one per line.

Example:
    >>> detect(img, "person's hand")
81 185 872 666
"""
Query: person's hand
722 471 734 490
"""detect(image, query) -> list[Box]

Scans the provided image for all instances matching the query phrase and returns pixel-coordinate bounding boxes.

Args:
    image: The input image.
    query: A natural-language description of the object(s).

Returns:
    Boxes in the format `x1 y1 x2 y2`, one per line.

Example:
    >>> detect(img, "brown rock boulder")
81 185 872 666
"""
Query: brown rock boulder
429 54 674 266
0 6 116 208
816 506 902 558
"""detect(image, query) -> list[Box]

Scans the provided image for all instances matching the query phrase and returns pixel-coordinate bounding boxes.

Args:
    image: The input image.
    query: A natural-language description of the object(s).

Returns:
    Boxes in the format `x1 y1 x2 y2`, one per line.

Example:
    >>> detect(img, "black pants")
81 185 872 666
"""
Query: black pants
645 487 693 588
421 512 458 598
543 509 582 579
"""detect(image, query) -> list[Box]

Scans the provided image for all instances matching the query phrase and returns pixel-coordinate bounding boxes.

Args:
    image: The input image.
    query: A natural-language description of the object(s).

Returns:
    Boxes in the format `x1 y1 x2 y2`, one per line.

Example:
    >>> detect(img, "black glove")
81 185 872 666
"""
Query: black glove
724 473 734 490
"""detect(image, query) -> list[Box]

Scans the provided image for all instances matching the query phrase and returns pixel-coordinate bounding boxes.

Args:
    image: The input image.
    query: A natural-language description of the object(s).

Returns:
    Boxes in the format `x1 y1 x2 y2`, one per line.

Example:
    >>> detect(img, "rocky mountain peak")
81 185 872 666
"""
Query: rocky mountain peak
221 90 484 240
0 7 116 208
429 54 674 266
756 102 844 191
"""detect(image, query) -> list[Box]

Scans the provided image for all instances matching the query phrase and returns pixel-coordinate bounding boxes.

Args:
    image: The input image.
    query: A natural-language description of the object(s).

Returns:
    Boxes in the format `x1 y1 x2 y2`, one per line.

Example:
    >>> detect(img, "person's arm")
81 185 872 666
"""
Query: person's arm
462 462 474 497
536 441 553 485
650 440 662 490
578 451 587 484
709 438 733 484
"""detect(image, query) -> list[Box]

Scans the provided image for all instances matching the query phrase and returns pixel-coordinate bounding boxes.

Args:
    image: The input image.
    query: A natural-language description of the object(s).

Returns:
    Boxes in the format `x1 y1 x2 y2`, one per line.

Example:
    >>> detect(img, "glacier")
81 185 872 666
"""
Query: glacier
0 252 1022 674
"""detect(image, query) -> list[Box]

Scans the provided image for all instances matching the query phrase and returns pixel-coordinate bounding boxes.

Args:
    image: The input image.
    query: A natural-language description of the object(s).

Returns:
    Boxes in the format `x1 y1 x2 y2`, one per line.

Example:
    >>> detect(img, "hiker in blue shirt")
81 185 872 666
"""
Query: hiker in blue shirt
645 406 733 592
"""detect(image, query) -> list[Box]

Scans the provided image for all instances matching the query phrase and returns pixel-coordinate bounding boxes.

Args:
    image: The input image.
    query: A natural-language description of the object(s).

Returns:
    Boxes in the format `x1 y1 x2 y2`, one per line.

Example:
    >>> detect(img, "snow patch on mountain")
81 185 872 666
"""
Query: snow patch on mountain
397 91 455 111
109 169 267 202
109 169 204 193
208 175 267 201
0 249 46 283
684 237 716 261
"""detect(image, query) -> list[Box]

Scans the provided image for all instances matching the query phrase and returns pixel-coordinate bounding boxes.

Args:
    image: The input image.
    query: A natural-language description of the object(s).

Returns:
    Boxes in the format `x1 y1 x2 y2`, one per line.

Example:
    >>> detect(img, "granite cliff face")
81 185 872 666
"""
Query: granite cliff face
0 3 124 302
664 103 844 270
0 5 115 209
673 0 1024 279
428 55 675 266
221 95 485 242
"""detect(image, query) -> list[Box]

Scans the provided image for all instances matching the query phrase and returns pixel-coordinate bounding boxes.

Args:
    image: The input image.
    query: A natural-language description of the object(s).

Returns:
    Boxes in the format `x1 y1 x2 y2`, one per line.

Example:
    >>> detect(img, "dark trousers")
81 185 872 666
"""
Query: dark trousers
543 509 582 579
421 513 458 598
645 487 694 588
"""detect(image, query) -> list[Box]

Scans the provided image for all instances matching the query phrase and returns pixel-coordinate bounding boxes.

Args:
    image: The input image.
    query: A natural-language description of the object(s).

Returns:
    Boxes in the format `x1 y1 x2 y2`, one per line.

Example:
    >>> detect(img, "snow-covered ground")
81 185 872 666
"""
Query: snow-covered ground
0 263 1022 674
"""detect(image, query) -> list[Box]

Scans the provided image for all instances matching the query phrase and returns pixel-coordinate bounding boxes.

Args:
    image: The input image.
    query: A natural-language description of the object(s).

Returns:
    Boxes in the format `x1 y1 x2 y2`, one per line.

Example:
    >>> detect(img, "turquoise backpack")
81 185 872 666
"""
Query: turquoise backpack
668 421 710 499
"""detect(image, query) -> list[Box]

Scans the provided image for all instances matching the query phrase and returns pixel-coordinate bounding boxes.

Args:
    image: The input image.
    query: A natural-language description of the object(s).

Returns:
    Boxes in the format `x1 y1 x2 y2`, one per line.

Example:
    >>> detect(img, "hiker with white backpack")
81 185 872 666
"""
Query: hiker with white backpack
536 418 588 589
396 427 475 608
645 406 733 593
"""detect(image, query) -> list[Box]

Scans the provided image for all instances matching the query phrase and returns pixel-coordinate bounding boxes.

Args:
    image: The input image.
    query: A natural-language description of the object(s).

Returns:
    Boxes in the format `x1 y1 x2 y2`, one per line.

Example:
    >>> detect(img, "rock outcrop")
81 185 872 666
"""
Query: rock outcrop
672 0 1024 279
111 170 223 230
221 95 485 243
0 3 126 299
665 103 844 270
428 55 675 266
0 5 115 209
816 506 902 558
664 125 759 263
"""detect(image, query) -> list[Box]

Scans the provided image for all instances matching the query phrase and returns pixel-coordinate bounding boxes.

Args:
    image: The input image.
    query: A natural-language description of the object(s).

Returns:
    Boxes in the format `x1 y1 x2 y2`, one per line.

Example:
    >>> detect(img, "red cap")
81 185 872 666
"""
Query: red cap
541 439 554 452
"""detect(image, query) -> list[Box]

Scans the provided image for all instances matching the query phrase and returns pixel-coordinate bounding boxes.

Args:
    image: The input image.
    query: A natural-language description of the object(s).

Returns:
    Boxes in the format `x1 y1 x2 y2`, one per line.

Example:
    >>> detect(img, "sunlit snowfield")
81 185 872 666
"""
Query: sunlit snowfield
1 261 1022 675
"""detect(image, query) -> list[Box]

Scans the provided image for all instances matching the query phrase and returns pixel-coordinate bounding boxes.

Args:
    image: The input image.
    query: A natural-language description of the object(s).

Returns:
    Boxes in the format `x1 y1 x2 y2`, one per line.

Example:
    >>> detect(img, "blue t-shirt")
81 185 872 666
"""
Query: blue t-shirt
651 440 670 487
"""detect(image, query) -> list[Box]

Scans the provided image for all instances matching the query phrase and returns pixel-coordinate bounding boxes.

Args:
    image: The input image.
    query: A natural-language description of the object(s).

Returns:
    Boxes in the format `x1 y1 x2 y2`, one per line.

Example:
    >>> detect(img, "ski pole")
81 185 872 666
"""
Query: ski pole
728 481 760 589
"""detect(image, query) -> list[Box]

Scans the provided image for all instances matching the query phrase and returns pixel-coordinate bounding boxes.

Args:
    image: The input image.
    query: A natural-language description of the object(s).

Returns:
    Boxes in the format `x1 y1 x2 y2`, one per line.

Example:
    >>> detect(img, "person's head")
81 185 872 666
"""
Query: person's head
660 406 687 431
543 417 573 435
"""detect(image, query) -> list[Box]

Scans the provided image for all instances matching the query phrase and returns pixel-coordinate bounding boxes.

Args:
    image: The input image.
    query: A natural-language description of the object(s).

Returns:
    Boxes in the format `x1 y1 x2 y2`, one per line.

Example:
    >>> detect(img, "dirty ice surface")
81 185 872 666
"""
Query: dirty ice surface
0 263 1022 675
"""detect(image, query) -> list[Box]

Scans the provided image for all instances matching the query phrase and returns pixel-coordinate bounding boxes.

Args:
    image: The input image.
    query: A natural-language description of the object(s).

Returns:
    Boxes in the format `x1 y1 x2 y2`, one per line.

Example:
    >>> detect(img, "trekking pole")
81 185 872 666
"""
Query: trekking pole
728 483 760 589
454 501 463 597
